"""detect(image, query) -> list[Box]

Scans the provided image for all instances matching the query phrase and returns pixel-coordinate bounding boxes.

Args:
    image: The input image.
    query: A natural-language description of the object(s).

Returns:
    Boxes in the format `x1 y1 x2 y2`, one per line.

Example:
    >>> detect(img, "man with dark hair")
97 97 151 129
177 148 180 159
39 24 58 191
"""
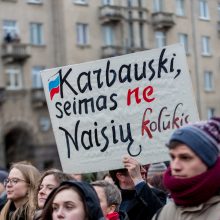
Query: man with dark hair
153 117 220 220
109 156 165 220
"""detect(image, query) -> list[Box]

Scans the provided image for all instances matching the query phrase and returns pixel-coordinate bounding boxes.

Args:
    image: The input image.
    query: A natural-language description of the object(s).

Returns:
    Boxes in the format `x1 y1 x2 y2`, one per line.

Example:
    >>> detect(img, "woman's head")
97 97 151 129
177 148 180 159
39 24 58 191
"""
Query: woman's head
1 162 40 220
5 162 40 207
37 169 72 209
41 181 104 220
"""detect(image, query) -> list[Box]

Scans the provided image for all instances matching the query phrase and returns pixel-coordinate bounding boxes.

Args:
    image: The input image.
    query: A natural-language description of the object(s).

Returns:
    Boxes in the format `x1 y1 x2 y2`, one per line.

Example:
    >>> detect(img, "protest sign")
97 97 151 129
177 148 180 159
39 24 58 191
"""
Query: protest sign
41 44 199 173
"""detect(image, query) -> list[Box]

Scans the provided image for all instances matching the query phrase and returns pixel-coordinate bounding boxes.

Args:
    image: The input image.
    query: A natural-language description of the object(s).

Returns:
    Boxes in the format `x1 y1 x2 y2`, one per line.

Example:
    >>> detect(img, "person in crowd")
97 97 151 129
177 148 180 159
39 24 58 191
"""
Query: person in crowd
41 180 105 220
91 180 129 220
152 116 220 220
0 162 40 220
70 173 83 181
0 169 8 211
109 156 164 220
147 162 168 194
34 169 73 220
102 173 114 184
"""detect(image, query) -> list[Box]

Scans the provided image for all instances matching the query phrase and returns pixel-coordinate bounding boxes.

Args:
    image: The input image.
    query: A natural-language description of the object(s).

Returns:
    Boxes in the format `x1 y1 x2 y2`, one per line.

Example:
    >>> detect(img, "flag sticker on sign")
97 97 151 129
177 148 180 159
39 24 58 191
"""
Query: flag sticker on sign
48 74 60 100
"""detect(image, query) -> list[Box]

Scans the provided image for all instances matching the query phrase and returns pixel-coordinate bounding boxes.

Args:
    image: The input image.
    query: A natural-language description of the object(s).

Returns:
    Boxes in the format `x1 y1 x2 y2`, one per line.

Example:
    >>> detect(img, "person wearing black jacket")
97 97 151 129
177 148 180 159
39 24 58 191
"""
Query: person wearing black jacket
109 156 165 220
41 180 105 220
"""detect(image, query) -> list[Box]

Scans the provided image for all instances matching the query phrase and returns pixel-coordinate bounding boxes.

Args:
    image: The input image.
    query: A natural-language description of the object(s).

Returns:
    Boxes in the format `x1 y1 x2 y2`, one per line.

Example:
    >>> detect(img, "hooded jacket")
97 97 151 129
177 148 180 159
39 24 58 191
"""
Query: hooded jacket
60 181 105 220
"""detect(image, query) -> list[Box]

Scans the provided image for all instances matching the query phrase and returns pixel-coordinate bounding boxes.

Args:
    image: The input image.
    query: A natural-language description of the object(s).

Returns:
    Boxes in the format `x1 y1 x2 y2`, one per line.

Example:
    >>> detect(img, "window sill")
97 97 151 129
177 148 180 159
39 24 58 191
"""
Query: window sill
204 89 214 93
199 17 210 21
74 2 88 6
77 44 91 49
202 53 212 57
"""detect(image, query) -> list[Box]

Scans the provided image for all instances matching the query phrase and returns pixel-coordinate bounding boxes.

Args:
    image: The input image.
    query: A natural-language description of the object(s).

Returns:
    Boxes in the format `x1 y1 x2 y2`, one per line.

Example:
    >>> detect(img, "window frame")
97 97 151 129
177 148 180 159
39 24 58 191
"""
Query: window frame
32 66 45 89
178 33 189 54
199 0 209 20
176 0 185 16
207 107 215 119
204 70 214 92
201 36 211 56
153 0 163 12
3 19 19 39
155 31 166 48
6 67 22 90
30 22 44 45
76 23 89 46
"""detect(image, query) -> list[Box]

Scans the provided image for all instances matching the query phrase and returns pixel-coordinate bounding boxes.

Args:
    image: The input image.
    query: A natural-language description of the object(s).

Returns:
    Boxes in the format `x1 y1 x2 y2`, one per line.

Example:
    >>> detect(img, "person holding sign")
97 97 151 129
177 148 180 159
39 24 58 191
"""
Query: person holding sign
109 156 165 220
152 117 220 220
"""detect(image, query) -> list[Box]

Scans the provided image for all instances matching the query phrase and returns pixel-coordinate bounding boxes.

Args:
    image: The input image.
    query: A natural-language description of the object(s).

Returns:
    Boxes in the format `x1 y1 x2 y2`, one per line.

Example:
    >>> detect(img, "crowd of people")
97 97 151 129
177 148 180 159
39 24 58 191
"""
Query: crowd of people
0 116 219 220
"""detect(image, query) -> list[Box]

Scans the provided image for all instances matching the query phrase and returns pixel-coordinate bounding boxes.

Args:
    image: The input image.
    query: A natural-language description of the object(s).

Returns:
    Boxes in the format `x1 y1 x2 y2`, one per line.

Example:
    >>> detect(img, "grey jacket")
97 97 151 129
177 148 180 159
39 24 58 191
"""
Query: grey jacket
152 195 220 220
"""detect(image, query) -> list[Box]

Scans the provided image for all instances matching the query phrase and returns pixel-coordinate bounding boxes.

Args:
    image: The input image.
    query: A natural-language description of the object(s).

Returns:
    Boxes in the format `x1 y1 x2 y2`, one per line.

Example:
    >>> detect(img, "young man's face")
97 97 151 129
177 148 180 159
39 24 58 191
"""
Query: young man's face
169 144 208 178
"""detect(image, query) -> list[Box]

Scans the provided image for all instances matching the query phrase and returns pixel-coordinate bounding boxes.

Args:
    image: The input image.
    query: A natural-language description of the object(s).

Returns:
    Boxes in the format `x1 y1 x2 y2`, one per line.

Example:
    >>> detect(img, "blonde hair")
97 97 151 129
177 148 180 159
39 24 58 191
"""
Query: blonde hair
0 162 40 220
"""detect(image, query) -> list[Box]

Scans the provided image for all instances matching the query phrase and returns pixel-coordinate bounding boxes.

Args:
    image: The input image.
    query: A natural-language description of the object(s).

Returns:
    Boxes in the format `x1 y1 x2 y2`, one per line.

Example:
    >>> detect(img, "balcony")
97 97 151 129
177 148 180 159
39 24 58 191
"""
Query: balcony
0 88 6 105
151 12 175 30
101 46 126 58
31 88 46 107
99 5 123 23
1 43 30 63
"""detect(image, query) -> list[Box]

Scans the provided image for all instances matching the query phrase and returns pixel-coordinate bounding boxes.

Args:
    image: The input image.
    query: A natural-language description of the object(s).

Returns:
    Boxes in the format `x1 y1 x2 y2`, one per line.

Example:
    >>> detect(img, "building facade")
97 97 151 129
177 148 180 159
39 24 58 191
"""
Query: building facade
0 0 219 169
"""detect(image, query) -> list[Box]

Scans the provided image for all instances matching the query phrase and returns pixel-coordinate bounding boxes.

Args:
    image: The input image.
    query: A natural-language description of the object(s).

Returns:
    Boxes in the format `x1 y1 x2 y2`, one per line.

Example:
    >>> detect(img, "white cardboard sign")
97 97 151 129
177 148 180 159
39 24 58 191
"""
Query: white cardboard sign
41 44 199 173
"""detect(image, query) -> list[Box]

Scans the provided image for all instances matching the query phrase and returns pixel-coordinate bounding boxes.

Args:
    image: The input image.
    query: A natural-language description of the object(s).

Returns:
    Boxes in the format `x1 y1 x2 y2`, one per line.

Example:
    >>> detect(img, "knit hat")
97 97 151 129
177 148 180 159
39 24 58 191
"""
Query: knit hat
147 162 167 178
0 170 8 183
167 117 220 168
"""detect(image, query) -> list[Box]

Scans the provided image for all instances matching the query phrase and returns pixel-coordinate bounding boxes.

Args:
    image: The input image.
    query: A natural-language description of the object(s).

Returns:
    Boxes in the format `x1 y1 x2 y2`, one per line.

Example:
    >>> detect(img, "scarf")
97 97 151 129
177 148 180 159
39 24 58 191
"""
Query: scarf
163 157 220 206
106 212 120 220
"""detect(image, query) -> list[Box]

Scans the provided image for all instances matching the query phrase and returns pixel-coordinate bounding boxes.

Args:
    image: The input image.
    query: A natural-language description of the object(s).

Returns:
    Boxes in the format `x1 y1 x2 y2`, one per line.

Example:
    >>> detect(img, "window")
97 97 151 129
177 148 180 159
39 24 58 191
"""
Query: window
201 36 211 55
76 23 89 46
27 0 42 3
6 68 22 90
153 0 163 12
155 31 166 48
102 25 114 46
74 0 87 4
3 20 18 39
102 0 113 5
218 3 220 20
30 23 43 45
32 66 44 88
179 33 189 53
204 71 214 91
176 0 185 16
199 0 209 19
207 108 215 119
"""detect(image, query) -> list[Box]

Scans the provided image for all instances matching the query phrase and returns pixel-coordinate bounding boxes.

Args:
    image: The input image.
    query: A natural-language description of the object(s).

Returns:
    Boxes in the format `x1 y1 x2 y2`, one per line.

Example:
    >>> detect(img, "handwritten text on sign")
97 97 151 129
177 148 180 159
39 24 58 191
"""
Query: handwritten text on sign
41 44 199 173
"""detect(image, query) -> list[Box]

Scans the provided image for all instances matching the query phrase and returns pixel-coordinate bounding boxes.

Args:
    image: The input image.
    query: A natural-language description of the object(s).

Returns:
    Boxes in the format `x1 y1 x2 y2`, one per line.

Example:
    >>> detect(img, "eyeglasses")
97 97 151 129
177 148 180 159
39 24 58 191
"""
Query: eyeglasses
3 178 27 187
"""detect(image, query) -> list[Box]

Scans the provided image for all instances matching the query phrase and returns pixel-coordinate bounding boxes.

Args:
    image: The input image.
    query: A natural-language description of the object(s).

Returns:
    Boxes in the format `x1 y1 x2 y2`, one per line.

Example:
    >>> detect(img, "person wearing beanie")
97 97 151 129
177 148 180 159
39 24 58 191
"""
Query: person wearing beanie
147 162 167 179
147 163 168 196
41 180 105 220
152 117 220 220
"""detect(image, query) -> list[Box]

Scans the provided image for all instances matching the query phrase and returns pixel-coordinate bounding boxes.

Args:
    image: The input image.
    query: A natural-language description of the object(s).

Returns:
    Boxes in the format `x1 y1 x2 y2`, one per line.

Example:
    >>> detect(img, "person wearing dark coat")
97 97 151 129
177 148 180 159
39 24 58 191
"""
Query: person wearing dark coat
41 180 105 220
109 156 165 220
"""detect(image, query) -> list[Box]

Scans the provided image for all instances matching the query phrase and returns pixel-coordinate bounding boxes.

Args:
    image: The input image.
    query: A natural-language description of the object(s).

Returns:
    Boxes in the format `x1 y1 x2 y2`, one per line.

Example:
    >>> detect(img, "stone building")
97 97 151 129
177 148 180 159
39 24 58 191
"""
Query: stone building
0 0 219 169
